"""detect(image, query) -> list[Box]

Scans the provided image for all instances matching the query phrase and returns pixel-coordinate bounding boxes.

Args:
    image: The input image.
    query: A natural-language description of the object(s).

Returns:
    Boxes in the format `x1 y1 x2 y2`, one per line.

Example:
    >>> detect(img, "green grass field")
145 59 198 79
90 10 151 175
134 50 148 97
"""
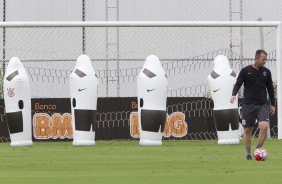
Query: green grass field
0 139 282 184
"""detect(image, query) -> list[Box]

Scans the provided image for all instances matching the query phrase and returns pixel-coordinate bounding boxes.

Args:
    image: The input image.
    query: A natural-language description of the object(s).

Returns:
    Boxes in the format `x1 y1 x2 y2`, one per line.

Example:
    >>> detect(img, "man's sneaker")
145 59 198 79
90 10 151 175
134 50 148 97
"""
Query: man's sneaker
246 155 252 160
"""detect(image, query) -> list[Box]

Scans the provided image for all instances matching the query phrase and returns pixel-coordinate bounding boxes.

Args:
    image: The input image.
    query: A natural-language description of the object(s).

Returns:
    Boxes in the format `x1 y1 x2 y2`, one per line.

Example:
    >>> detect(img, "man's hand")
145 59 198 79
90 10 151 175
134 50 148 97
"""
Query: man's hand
269 106 276 116
230 96 236 103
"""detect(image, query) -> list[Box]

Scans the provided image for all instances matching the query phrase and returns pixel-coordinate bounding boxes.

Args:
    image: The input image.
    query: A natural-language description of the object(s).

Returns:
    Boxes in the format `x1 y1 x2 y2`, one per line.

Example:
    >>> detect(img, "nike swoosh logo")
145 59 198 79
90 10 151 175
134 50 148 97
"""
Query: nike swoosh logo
213 89 220 92
147 89 156 92
248 72 251 74
78 88 87 91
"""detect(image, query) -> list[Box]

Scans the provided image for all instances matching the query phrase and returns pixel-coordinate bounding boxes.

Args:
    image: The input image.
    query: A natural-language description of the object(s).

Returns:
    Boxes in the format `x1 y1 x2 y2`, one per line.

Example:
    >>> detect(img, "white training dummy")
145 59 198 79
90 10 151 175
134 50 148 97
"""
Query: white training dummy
69 55 98 146
207 55 240 144
3 57 32 146
137 55 168 146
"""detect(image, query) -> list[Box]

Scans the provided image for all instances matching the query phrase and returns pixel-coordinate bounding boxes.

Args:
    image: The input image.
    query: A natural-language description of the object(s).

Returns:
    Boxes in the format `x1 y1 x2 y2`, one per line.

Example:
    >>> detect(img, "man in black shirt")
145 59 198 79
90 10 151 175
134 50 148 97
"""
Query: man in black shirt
230 50 275 160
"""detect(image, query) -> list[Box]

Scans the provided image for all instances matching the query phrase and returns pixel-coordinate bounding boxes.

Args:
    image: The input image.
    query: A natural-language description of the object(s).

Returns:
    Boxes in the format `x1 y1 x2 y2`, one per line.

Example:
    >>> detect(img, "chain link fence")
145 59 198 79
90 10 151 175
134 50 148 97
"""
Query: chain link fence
0 0 280 141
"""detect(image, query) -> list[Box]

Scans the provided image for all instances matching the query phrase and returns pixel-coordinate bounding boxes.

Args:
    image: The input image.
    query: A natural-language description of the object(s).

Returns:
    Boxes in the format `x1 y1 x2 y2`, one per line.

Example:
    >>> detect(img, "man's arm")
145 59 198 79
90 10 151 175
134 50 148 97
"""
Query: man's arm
266 70 276 116
232 68 245 96
230 68 245 103
266 71 275 106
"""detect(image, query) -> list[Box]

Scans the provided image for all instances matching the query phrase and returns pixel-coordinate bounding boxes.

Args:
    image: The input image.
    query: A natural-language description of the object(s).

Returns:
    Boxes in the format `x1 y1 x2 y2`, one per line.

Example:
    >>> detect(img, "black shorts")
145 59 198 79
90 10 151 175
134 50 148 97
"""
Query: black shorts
241 103 269 128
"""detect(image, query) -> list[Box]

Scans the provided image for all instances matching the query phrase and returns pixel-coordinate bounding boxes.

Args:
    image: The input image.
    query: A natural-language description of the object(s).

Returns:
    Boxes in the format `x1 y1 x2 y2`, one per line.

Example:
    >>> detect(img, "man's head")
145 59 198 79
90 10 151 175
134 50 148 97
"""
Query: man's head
254 49 268 67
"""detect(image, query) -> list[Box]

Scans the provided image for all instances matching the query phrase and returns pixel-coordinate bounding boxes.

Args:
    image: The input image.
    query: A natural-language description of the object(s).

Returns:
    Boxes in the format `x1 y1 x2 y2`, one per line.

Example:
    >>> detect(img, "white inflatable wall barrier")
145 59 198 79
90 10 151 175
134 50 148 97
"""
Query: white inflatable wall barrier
3 57 33 146
137 55 168 146
207 55 240 144
69 55 98 146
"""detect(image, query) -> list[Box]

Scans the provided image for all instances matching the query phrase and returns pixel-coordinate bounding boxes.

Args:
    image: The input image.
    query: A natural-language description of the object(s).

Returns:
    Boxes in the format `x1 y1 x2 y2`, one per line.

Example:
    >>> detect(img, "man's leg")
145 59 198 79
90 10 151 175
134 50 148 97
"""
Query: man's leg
241 104 256 160
257 121 268 148
243 127 253 158
256 104 270 149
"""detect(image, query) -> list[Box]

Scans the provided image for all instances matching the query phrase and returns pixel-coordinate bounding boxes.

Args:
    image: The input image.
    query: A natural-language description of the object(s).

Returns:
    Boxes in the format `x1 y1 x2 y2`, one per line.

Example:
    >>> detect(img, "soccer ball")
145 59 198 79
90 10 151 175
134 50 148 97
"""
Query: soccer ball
254 148 268 161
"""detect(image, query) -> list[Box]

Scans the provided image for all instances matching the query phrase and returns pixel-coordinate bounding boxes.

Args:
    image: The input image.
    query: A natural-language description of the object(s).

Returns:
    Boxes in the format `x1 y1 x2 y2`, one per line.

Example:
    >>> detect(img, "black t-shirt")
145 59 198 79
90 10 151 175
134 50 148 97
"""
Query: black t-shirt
232 65 275 106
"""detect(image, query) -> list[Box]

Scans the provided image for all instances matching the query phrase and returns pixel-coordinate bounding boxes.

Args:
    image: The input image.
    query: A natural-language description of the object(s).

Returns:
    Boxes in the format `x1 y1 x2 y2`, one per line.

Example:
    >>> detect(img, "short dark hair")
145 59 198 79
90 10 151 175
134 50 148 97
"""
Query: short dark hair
255 49 267 59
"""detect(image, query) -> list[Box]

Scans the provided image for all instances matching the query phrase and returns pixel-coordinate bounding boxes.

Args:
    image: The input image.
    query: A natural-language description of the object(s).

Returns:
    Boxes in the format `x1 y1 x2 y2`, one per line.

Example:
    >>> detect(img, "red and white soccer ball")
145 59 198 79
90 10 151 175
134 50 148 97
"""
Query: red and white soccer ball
254 148 268 161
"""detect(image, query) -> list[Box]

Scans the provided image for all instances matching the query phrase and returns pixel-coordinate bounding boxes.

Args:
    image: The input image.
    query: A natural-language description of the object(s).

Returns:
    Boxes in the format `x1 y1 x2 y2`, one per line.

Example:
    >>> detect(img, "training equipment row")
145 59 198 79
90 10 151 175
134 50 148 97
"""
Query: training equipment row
3 54 239 146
